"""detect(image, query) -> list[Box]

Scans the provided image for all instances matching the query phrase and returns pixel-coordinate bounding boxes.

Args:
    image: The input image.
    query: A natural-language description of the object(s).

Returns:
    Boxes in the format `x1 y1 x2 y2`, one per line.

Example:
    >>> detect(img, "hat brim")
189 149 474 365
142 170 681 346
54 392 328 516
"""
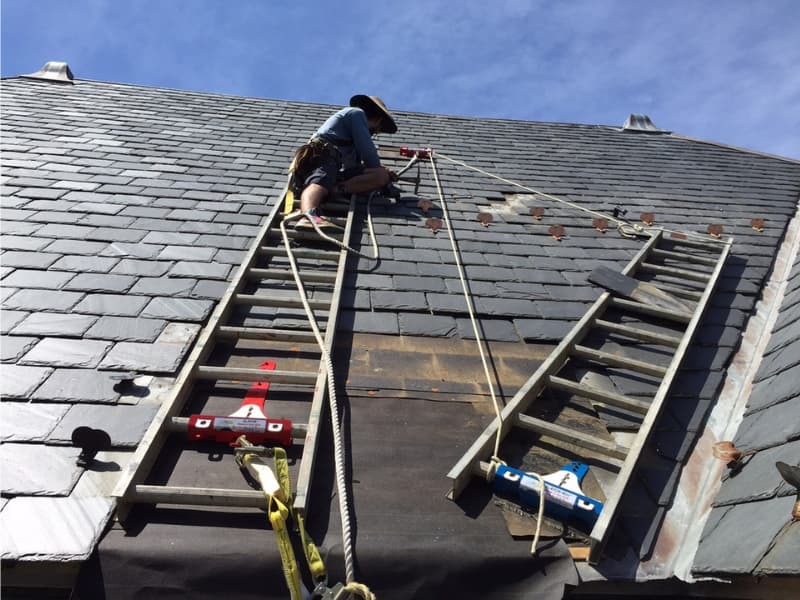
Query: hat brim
350 95 397 134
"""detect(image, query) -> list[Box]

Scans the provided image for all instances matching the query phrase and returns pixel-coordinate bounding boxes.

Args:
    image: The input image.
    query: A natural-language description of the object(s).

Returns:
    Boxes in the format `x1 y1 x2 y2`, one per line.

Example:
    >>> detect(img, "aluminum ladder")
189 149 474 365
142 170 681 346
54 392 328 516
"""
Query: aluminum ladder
446 229 731 563
112 186 358 518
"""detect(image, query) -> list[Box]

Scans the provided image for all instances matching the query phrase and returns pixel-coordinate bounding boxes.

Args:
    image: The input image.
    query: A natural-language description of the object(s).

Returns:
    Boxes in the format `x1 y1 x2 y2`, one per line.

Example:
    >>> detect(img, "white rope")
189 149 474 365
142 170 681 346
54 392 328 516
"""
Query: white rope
429 152 546 556
280 207 359 583
427 154 504 460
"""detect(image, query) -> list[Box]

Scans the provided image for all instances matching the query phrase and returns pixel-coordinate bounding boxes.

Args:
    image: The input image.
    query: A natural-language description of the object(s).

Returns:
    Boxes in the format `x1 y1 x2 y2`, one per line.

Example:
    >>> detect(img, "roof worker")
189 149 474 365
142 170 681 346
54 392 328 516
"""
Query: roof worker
291 94 398 229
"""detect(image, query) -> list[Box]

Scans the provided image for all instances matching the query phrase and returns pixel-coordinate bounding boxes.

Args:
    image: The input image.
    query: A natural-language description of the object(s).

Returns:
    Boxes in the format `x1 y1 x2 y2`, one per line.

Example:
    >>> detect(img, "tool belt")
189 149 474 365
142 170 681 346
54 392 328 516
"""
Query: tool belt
290 138 341 191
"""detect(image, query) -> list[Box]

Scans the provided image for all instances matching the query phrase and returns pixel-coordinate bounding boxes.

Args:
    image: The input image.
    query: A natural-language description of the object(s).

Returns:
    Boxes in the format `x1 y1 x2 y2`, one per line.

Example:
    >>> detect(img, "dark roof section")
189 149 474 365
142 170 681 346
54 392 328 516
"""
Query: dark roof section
2 74 800 580
693 248 800 576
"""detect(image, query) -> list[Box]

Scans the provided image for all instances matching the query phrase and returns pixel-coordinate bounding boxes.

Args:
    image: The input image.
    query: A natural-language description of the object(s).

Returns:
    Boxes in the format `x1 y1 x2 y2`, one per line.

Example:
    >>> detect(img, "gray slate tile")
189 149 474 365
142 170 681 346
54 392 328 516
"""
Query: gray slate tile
10 312 97 337
0 364 52 398
714 439 800 506
2 289 85 312
0 336 38 362
141 297 213 321
758 522 800 574
0 472 116 560
19 337 112 368
50 255 119 273
0 310 30 334
63 273 137 293
158 245 216 261
399 313 458 337
98 341 189 372
1 268 76 289
456 318 520 342
370 291 428 311
49 403 159 446
129 277 197 296
0 443 82 496
693 495 797 574
111 259 173 277
0 401 70 442
734 395 800 452
31 368 122 404
191 280 230 300
73 293 150 317
340 310 399 335
168 261 231 280
514 318 574 341
83 315 167 342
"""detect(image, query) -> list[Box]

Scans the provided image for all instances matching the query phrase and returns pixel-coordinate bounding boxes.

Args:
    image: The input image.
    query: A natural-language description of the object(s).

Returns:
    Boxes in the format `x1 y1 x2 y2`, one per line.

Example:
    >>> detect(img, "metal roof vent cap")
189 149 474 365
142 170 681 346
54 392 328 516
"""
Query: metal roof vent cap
622 113 668 133
23 61 74 84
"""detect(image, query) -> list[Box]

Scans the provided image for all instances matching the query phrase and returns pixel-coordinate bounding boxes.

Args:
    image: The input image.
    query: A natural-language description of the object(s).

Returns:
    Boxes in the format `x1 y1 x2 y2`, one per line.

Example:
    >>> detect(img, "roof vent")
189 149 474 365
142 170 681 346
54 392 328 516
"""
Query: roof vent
622 113 667 133
23 61 74 84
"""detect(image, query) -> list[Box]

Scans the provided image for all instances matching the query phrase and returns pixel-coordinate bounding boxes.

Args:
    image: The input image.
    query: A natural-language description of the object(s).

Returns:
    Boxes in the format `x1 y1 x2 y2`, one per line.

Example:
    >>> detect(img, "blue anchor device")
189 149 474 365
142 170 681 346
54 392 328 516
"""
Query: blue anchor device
493 461 603 530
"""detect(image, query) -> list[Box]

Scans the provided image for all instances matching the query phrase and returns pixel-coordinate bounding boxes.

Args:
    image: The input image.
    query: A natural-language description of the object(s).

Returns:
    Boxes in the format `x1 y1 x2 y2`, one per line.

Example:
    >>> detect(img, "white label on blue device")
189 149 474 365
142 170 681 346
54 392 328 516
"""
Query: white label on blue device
521 475 578 509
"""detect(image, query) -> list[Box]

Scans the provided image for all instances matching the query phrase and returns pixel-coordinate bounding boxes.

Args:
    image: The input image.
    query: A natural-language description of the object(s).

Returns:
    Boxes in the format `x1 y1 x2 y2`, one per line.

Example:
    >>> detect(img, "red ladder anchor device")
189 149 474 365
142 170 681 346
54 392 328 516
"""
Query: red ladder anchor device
183 360 294 447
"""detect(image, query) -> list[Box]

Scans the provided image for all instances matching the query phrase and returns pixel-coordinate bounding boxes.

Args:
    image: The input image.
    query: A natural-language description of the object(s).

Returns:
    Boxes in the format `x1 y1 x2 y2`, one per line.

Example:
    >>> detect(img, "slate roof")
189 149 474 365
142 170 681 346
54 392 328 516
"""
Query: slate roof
693 246 800 577
2 69 800 591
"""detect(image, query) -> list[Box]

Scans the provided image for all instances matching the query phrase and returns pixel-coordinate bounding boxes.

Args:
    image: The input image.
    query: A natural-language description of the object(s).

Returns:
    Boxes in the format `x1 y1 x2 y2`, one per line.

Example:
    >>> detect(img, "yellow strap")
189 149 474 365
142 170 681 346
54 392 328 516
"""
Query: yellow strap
268 495 304 600
283 189 295 215
272 447 328 583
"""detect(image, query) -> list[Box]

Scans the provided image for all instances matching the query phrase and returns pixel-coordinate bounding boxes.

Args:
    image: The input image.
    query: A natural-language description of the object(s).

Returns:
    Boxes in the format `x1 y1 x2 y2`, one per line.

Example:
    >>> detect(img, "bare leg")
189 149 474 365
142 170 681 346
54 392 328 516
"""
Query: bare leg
300 182 329 212
340 167 390 194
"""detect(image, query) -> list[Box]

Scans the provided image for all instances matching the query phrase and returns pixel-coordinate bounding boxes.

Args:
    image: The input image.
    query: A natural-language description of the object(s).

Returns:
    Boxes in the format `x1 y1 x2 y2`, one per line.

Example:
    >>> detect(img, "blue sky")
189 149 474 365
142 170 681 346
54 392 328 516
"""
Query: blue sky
2 0 799 159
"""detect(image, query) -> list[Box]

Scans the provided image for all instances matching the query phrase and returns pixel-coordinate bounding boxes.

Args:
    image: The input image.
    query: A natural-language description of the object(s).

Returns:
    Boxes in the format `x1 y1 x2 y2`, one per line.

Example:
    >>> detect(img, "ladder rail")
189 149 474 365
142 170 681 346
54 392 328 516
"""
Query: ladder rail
294 195 358 515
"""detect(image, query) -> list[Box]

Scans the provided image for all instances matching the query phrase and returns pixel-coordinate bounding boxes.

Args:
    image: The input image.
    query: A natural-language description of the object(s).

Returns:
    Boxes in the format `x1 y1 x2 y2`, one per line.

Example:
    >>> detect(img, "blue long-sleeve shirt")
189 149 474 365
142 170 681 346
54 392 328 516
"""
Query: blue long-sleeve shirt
313 107 381 170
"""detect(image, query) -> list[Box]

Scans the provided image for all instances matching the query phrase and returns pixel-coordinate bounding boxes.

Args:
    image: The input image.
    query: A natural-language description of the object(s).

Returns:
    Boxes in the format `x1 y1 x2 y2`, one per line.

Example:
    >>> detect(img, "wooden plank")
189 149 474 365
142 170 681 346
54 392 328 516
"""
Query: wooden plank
547 375 650 415
216 326 317 343
133 485 266 508
588 265 693 314
195 366 318 385
572 345 668 378
259 246 339 261
650 247 718 266
593 319 682 348
610 297 692 324
639 261 711 282
515 414 628 460
646 282 703 301
248 268 336 283
234 294 329 310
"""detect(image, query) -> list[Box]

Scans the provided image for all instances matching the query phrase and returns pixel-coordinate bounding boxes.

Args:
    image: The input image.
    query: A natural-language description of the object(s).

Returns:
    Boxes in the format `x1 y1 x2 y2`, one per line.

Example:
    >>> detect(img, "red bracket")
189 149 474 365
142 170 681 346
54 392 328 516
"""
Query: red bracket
186 360 293 447
400 146 432 159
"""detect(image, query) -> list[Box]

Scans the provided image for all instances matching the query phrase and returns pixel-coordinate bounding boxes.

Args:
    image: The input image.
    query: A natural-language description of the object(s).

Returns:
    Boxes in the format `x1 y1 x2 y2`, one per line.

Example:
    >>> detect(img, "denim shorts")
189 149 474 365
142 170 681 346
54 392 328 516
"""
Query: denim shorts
303 159 364 193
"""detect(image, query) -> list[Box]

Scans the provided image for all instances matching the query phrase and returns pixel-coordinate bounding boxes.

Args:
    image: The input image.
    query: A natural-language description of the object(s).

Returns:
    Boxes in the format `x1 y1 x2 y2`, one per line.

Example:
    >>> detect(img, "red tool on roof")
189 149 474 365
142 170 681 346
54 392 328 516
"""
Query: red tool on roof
178 360 295 447
399 146 432 158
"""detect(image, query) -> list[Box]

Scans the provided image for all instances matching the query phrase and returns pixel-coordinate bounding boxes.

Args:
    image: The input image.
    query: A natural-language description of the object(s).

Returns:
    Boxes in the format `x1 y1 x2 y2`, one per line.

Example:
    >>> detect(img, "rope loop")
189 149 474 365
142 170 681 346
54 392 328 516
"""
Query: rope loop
343 581 377 600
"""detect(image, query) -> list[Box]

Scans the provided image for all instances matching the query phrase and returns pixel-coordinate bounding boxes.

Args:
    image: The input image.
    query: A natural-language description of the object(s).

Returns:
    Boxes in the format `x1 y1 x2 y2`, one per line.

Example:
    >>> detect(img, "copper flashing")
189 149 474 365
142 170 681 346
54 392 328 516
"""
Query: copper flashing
531 207 545 221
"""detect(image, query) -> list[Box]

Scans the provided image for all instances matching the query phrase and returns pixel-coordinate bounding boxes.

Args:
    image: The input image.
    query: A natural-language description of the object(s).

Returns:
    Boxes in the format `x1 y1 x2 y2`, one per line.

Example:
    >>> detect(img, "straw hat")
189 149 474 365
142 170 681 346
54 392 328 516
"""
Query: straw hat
350 95 397 134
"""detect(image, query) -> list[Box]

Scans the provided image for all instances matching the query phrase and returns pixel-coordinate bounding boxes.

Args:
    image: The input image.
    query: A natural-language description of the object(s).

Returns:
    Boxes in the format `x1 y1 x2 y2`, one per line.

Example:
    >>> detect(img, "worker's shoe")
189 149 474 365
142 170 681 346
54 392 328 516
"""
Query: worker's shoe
293 209 339 231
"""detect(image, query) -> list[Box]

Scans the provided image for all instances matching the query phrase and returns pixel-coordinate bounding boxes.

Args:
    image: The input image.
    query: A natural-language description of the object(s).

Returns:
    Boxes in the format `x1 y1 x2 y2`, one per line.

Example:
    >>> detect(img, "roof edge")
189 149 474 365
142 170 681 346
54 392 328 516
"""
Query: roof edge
671 133 800 165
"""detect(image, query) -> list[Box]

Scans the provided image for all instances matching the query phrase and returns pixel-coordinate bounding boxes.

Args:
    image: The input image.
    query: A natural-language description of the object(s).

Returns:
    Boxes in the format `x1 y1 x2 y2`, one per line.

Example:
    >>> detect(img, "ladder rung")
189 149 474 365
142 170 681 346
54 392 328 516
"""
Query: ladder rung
196 366 318 385
640 262 711 282
650 248 718 266
234 294 329 310
133 484 266 508
259 246 340 261
610 297 693 324
666 236 725 251
248 268 336 283
216 325 317 343
572 345 668 378
514 414 628 460
594 319 682 348
169 417 309 439
647 282 703 301
547 375 650 415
